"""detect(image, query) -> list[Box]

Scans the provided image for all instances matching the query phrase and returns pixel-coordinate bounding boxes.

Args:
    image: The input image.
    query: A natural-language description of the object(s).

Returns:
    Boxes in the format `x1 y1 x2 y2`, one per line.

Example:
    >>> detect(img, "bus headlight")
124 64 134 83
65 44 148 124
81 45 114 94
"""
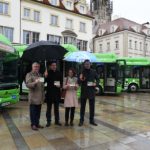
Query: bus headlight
125 80 128 85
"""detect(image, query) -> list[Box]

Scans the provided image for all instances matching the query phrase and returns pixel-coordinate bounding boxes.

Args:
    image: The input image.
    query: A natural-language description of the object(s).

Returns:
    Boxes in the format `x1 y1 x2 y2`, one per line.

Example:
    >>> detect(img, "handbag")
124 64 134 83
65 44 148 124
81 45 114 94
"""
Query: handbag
61 77 68 99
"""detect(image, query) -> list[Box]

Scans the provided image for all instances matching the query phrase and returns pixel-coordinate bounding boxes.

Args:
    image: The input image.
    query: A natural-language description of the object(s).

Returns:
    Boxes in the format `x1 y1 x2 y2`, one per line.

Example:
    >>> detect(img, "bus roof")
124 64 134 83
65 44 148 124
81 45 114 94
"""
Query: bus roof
13 44 28 57
13 43 79 57
119 57 150 66
61 44 78 52
0 34 15 53
94 53 117 63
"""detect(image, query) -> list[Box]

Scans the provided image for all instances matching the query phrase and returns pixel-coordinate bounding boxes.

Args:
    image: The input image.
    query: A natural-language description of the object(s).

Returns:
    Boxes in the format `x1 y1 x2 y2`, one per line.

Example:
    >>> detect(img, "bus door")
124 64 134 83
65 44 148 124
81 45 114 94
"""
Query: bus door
96 64 104 88
140 67 150 89
116 59 126 89
104 63 117 93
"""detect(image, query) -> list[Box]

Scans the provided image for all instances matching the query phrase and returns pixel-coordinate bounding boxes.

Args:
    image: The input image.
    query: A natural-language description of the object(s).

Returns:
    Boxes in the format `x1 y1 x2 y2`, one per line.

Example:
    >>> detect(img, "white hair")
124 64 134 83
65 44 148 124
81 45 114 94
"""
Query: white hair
32 62 40 67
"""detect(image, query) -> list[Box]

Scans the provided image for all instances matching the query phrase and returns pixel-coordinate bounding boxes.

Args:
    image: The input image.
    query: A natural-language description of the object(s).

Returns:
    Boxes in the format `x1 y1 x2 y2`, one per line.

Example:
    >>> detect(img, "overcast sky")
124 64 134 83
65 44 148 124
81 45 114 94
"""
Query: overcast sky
87 0 150 24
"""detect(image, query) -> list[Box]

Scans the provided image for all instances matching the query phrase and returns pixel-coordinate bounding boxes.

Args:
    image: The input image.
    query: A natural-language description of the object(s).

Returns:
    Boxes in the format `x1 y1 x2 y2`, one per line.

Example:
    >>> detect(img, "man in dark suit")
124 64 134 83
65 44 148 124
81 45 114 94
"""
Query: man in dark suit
45 62 62 127
78 60 99 126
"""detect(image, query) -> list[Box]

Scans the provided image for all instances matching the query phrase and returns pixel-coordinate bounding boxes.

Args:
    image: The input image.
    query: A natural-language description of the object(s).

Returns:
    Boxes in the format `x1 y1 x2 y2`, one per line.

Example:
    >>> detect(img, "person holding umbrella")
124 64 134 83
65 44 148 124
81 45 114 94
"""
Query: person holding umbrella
25 62 44 130
45 61 62 127
78 59 99 126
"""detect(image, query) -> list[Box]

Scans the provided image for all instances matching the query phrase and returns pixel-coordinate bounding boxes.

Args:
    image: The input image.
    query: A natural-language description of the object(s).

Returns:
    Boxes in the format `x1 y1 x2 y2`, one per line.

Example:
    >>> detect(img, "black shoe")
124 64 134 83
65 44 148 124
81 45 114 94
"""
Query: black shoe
65 123 69 126
46 122 51 127
55 122 62 126
78 122 83 126
90 122 98 126
37 125 44 129
70 122 74 126
31 125 38 131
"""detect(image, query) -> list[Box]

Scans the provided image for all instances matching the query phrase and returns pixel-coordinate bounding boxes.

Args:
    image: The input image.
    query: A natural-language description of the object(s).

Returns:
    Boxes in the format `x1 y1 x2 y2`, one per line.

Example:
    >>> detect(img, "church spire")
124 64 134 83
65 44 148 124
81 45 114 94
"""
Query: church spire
90 0 113 26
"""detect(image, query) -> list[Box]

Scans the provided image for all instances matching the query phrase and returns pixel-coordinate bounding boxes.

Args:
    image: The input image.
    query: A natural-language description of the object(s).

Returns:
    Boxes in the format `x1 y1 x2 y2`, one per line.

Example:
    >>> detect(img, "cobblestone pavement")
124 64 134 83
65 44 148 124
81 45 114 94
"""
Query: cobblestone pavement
1 93 150 150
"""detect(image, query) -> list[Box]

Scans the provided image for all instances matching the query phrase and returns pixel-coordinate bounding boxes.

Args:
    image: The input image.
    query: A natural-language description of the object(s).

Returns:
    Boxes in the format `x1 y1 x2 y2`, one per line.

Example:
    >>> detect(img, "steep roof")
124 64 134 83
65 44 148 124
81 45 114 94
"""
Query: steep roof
94 18 149 36
30 0 94 19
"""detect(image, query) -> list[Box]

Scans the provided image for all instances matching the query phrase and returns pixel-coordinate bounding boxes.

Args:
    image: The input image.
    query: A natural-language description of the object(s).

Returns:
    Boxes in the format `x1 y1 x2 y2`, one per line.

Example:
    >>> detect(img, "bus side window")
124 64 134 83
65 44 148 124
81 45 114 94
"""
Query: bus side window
96 66 104 78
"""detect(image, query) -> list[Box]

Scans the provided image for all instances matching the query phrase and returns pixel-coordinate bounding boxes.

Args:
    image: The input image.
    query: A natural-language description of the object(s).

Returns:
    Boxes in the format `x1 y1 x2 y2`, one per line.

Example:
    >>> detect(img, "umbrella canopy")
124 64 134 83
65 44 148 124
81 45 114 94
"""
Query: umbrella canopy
0 34 15 53
64 51 98 63
61 44 78 52
22 41 67 62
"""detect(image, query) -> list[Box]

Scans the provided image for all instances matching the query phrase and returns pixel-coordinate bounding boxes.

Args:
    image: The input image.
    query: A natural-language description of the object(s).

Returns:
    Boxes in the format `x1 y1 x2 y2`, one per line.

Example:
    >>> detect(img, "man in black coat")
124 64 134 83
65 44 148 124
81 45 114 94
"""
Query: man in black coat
45 62 62 127
78 60 99 126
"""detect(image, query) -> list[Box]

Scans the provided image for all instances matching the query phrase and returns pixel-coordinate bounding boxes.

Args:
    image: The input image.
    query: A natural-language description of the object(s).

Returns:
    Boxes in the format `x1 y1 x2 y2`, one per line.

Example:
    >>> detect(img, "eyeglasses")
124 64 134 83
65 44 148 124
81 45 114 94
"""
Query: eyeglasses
34 65 40 68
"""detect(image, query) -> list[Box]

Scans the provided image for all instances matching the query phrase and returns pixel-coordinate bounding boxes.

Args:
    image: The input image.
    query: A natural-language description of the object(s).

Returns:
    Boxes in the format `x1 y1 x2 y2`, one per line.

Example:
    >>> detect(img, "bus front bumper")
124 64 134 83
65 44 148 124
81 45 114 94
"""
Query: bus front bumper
0 94 19 107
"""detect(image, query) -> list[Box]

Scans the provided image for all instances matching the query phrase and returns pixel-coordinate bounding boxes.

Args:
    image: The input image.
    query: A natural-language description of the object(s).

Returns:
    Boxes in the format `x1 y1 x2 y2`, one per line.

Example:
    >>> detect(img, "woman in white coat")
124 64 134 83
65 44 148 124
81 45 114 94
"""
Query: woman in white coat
63 68 79 126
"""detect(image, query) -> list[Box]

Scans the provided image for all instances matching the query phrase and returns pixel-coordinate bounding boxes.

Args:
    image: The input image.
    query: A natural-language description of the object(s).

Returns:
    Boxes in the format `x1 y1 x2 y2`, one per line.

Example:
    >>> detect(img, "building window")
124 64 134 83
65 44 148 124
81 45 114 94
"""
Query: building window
129 40 132 49
99 44 102 52
0 26 13 42
51 15 58 26
23 31 39 44
23 31 30 44
77 40 82 50
77 40 87 51
64 36 76 45
135 41 137 50
107 42 110 51
80 22 86 33
66 1 72 7
145 43 148 51
111 26 115 33
140 42 142 51
47 34 61 44
32 32 39 43
0 2 9 15
51 0 57 5
80 6 84 13
24 8 30 18
83 41 87 51
98 29 103 36
115 41 119 49
34 11 40 22
66 19 73 30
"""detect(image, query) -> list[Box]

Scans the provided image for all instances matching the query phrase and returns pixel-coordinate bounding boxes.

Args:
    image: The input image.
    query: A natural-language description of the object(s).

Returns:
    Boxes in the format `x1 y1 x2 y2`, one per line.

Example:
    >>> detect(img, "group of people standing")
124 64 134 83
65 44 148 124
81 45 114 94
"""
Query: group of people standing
25 60 99 131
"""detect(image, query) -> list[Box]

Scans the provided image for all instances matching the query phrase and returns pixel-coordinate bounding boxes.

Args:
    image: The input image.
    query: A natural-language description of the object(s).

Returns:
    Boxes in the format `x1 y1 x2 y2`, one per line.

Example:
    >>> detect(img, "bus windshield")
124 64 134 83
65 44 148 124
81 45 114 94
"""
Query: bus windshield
0 51 18 85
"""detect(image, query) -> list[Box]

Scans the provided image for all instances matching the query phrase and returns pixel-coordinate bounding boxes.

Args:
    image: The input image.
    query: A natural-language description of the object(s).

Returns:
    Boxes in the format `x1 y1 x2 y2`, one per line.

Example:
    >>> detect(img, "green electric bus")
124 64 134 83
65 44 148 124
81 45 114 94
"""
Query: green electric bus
94 53 122 95
0 38 19 107
12 44 29 94
118 57 150 92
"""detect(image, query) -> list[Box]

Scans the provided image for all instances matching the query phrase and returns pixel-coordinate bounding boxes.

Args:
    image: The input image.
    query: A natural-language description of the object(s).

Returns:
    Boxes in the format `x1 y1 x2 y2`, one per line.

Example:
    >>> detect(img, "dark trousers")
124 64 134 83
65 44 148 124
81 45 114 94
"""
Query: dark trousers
46 100 60 123
65 107 75 123
80 98 95 123
30 104 41 127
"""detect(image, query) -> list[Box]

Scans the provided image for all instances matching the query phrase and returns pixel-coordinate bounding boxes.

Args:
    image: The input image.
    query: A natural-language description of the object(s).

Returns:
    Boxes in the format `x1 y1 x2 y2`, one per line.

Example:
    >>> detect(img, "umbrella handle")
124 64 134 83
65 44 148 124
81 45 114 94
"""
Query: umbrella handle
44 60 48 78
45 60 47 70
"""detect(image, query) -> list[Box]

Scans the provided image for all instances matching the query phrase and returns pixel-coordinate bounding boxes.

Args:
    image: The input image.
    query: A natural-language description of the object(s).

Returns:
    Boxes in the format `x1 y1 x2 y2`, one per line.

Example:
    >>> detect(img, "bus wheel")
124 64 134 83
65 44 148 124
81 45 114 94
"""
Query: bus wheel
128 84 138 92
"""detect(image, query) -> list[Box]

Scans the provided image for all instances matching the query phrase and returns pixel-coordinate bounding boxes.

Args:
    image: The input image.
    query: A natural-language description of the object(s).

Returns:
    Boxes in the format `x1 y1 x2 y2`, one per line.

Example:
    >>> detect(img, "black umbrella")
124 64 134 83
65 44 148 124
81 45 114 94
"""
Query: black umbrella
21 41 67 62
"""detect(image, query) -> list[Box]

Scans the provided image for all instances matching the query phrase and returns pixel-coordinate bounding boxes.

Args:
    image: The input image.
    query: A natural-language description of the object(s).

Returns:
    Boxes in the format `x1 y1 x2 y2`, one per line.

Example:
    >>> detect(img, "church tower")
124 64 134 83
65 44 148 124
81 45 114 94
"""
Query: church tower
90 0 113 26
